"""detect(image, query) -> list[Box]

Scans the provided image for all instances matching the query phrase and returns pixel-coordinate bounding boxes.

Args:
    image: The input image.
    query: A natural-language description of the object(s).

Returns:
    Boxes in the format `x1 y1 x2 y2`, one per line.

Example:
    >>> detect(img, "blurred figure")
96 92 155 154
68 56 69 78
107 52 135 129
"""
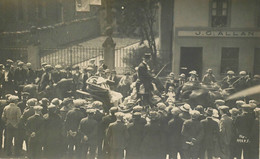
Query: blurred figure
108 70 120 91
181 110 204 159
26 63 36 84
1 96 21 156
117 72 132 98
218 106 233 159
221 70 235 88
202 68 216 85
165 72 177 93
187 70 199 82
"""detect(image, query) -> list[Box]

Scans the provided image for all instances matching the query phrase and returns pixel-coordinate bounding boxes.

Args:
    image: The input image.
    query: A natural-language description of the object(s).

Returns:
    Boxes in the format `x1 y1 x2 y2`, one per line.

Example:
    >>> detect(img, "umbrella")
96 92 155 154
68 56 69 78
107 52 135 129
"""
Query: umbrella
227 85 260 101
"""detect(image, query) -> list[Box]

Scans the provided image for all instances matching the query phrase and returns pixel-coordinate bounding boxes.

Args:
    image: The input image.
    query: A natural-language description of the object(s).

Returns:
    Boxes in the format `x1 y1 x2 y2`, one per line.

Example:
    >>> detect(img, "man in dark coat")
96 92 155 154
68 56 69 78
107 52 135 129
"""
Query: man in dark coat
38 65 54 92
101 107 118 158
78 109 98 159
64 103 85 158
26 63 36 84
233 104 255 159
200 108 219 159
26 106 44 159
126 112 146 159
168 107 184 159
106 112 129 159
43 105 63 159
181 110 204 159
2 64 15 96
141 111 163 159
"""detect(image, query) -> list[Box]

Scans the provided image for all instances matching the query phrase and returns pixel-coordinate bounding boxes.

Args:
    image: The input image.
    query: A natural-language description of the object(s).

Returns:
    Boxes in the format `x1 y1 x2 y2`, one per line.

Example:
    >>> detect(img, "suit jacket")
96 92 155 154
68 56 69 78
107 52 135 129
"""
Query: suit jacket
219 114 233 145
65 108 85 131
106 120 129 149
200 117 219 148
234 112 255 138
39 72 53 91
79 117 98 145
137 61 153 83
26 114 44 140
14 68 27 84
168 116 184 147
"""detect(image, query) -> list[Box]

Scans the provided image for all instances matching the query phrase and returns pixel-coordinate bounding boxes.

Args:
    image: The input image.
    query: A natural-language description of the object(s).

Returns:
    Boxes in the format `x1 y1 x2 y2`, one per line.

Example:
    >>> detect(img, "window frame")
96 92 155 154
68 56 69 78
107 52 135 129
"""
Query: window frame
209 0 231 28
220 47 239 74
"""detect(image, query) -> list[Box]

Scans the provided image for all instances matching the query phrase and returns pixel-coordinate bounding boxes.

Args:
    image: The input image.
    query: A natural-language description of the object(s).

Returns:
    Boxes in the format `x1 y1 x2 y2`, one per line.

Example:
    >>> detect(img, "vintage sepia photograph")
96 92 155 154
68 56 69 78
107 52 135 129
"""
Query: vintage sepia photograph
0 0 259 159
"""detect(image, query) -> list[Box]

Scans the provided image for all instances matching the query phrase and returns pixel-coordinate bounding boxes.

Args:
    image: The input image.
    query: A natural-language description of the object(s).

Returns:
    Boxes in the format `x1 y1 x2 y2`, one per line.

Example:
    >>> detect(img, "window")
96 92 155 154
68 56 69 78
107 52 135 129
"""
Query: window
211 0 229 27
221 48 239 74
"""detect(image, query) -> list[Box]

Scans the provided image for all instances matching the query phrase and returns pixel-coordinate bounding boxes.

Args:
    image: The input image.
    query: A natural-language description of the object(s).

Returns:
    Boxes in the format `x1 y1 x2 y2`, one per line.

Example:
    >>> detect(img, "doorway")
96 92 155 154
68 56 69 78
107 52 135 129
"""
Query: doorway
180 47 203 79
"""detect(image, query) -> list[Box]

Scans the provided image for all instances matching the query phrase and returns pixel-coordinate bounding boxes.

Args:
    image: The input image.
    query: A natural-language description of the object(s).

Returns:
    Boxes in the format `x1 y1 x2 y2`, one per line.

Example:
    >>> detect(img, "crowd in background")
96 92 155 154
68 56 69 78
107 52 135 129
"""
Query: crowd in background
0 58 259 159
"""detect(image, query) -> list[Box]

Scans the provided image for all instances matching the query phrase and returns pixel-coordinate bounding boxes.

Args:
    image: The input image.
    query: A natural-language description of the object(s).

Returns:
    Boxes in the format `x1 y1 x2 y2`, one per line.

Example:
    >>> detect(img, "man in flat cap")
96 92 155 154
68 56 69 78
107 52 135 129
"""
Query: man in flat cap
181 110 204 159
1 95 21 156
38 65 54 92
126 112 146 159
52 65 63 83
106 112 129 159
136 53 154 105
218 105 233 159
141 111 163 159
14 62 27 98
233 104 255 159
221 70 236 89
78 109 98 159
101 106 118 158
43 104 63 159
168 107 184 159
26 106 44 159
200 107 219 159
64 101 86 158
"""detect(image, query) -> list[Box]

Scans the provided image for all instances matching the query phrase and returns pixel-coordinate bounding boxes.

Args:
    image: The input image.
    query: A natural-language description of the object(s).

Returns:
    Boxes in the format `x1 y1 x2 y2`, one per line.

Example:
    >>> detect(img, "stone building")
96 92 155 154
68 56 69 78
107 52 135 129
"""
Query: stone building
160 0 260 79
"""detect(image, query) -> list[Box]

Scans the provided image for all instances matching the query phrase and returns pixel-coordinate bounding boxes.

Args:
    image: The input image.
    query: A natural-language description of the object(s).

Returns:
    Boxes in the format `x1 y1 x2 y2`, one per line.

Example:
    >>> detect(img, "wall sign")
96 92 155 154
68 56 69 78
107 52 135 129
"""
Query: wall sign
178 30 260 38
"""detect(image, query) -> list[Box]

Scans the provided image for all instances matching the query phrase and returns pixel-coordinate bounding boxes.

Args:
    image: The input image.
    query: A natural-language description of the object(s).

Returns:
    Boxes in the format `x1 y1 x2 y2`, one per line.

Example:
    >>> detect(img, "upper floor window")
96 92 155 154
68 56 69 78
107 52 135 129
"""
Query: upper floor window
211 0 229 27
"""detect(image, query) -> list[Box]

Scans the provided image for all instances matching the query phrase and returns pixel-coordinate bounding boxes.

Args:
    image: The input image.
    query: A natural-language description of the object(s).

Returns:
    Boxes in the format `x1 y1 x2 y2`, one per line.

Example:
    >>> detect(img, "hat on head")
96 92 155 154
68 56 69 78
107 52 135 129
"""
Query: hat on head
195 105 204 113
41 62 47 67
115 112 124 119
169 72 174 77
110 107 118 113
236 100 245 106
180 73 186 78
241 104 252 109
150 111 159 120
55 65 62 69
239 71 246 75
133 106 142 112
215 99 225 105
253 75 260 79
21 92 30 96
189 70 197 75
48 104 56 110
18 61 24 66
73 99 86 107
180 104 191 112
229 108 239 115
6 59 13 63
45 65 52 71
34 106 43 111
8 96 19 103
86 109 96 114
26 63 32 67
62 98 73 105
86 67 94 71
51 98 61 106
249 100 258 105
157 102 166 110
218 105 229 110
227 70 234 75
190 110 200 119
206 68 213 73
27 98 38 106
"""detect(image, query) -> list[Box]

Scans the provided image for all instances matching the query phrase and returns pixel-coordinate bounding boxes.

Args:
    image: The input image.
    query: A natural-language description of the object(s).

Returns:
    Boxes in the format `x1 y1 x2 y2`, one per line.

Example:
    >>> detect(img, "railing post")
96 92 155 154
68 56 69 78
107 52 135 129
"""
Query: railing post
27 44 41 69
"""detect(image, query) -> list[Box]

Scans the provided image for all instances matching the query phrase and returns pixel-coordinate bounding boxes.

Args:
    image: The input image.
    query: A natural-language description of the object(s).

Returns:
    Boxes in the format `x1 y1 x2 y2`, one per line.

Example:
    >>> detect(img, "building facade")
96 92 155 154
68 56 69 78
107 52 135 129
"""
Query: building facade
170 0 260 79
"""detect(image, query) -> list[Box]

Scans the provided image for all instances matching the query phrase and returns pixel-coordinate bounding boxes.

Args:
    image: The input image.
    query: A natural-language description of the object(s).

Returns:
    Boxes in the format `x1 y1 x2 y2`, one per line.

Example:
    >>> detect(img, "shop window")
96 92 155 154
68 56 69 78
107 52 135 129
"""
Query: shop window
211 0 229 27
221 48 239 74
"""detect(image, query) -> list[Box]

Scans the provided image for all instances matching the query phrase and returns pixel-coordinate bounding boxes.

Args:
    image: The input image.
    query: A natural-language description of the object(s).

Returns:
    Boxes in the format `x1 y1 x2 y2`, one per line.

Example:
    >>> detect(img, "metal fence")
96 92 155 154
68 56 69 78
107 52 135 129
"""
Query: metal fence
40 46 171 74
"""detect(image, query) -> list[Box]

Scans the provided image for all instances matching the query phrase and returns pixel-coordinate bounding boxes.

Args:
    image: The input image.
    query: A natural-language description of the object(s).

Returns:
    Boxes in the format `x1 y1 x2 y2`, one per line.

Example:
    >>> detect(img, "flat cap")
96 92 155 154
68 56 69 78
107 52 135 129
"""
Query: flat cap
51 98 61 106
227 70 234 75
241 104 252 108
229 108 239 115
218 105 229 110
133 106 142 112
157 102 166 110
239 71 246 75
133 112 142 116
27 98 38 106
48 104 56 109
86 109 96 114
55 65 62 69
110 107 118 113
92 101 103 109
8 96 19 102
190 110 200 119
215 99 225 105
34 106 43 110
236 100 245 105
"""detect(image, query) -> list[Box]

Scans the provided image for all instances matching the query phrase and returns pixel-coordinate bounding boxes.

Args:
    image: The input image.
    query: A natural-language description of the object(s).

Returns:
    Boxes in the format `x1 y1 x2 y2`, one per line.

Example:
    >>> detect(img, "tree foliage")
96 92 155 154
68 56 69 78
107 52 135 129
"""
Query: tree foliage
114 0 160 65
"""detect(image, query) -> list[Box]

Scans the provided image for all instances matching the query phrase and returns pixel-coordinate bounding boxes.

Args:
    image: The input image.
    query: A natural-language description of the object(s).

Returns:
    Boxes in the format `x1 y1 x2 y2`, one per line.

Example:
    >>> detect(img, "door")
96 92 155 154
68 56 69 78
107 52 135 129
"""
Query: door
180 47 203 79
254 48 260 75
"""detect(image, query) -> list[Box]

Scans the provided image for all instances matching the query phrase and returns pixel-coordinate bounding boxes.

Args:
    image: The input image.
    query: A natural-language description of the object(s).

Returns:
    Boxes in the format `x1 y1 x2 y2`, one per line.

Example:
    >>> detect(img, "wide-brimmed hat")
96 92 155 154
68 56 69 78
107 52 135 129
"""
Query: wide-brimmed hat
180 104 191 112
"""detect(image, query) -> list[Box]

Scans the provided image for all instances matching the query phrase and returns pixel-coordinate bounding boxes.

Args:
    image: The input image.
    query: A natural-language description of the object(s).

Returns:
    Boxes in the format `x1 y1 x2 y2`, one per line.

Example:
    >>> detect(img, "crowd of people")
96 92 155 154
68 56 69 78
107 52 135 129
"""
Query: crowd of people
0 56 259 159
